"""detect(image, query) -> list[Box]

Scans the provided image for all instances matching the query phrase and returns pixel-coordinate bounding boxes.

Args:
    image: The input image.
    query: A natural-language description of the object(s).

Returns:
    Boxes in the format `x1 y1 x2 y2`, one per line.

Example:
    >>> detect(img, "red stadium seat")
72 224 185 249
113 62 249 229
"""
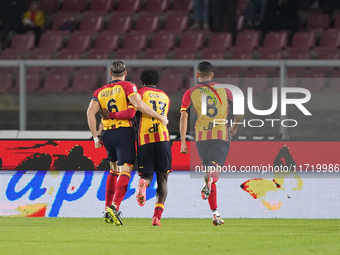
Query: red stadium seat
115 0 141 13
158 72 183 94
12 72 41 93
133 15 160 33
115 51 139 59
143 51 167 59
316 50 340 59
0 73 13 94
300 72 325 92
39 0 59 15
173 51 196 59
170 0 193 12
315 31 340 51
288 51 311 59
231 51 253 59
38 33 63 51
61 0 87 12
57 50 81 59
68 72 98 93
258 31 288 52
65 32 91 51
0 49 25 59
163 14 188 32
286 32 315 52
201 51 225 59
79 14 104 32
117 34 147 53
175 32 204 51
260 51 282 59
203 33 232 53
230 30 260 52
10 33 35 51
91 32 119 51
244 72 269 92
41 72 69 93
306 14 330 31
142 0 168 13
88 0 113 13
107 14 132 33
28 50 52 59
86 51 110 59
147 33 175 52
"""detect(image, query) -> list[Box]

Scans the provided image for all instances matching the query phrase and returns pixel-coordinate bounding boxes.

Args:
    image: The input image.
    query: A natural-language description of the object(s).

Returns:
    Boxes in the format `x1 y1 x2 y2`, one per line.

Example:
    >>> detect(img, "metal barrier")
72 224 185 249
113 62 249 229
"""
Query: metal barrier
1 59 339 136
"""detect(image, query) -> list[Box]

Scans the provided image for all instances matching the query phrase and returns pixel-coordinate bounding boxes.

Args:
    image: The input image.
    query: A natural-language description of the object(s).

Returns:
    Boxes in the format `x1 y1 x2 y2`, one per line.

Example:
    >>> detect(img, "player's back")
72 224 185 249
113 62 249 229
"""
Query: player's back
93 79 138 130
137 86 170 146
183 82 232 142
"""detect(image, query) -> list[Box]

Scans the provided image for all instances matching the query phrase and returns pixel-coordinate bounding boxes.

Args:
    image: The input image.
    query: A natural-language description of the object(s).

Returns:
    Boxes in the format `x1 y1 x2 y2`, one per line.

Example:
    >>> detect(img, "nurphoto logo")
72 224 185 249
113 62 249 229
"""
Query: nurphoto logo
201 84 312 128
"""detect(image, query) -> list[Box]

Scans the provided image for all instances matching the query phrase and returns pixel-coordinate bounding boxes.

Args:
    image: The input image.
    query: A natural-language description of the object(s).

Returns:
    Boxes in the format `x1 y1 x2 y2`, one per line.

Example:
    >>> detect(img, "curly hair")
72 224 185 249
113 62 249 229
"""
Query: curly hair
140 68 160 86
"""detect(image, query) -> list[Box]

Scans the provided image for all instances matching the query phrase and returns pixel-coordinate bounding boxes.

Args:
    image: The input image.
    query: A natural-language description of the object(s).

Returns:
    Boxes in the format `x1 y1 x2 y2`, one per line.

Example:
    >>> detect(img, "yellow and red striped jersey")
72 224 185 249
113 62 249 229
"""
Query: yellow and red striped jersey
137 86 170 146
181 81 233 142
92 79 138 130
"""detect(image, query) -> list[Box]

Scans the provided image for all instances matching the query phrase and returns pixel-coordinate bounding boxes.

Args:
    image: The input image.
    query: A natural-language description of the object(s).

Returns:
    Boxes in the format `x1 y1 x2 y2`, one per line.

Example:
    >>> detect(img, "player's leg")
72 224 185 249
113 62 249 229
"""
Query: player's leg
196 141 213 199
152 141 172 226
152 171 169 226
104 161 119 224
206 140 230 226
136 143 155 206
136 174 153 206
107 128 136 226
101 130 119 224
105 161 119 208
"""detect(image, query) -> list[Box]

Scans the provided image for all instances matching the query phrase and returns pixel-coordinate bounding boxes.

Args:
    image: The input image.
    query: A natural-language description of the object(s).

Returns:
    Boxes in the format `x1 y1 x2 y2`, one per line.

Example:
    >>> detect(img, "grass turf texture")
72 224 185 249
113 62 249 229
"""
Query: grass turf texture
0 218 339 255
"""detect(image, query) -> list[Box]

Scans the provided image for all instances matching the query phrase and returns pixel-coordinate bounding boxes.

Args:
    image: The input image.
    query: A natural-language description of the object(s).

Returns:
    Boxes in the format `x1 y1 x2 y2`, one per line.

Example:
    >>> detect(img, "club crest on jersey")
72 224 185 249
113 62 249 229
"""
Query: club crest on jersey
133 86 137 93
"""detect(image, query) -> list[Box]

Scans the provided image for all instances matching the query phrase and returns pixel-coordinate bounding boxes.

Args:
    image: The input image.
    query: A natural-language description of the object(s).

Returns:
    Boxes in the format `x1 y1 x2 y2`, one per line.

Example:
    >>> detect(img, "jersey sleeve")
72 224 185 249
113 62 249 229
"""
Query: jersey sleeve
122 81 138 98
180 89 191 113
92 88 100 102
225 88 233 102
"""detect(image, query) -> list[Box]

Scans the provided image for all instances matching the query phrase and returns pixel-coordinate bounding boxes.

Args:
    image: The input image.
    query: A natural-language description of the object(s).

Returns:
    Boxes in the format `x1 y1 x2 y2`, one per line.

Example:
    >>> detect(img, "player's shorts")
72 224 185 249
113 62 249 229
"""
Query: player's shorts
196 139 230 167
102 127 135 166
137 141 172 176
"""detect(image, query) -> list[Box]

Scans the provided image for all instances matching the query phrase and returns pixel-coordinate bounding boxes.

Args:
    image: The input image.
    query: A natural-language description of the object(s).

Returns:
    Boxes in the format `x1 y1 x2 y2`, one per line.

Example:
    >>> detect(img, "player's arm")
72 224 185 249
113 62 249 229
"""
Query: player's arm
180 89 191 154
101 107 136 120
129 93 168 126
180 110 189 154
86 99 102 148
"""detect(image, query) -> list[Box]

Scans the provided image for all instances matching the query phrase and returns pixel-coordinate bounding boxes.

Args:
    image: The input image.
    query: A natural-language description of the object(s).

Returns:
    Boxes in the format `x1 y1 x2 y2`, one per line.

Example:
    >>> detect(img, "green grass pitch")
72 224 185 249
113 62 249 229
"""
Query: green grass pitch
0 218 339 255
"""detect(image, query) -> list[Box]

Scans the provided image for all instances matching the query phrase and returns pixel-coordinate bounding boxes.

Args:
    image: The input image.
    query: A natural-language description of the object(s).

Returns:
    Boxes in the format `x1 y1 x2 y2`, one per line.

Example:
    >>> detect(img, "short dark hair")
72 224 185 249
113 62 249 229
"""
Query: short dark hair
110 60 126 77
197 61 214 77
140 68 160 86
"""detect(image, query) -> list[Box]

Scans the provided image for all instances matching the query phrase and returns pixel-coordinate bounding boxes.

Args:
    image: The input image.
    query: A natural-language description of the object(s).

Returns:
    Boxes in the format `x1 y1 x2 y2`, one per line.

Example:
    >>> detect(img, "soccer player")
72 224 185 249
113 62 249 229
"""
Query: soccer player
87 61 168 226
179 61 243 226
103 68 171 226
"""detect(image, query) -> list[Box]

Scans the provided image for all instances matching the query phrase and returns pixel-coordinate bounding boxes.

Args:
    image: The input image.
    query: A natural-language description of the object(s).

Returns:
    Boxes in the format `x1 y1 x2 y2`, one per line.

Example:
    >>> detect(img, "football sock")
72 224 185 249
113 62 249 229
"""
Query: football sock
208 182 217 210
153 202 164 219
105 171 119 208
113 171 131 210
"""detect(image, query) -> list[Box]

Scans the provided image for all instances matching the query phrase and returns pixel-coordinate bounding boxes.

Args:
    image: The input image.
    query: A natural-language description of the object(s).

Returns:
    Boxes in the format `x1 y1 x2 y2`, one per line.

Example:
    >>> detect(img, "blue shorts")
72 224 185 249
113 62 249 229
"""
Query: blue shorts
196 139 230 167
102 127 136 166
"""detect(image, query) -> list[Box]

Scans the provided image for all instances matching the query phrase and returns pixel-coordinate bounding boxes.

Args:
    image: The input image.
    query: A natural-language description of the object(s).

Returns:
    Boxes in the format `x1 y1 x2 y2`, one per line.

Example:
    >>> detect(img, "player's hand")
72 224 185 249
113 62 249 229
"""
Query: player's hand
229 126 237 136
95 140 103 149
160 115 169 126
180 143 189 154
102 108 111 120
